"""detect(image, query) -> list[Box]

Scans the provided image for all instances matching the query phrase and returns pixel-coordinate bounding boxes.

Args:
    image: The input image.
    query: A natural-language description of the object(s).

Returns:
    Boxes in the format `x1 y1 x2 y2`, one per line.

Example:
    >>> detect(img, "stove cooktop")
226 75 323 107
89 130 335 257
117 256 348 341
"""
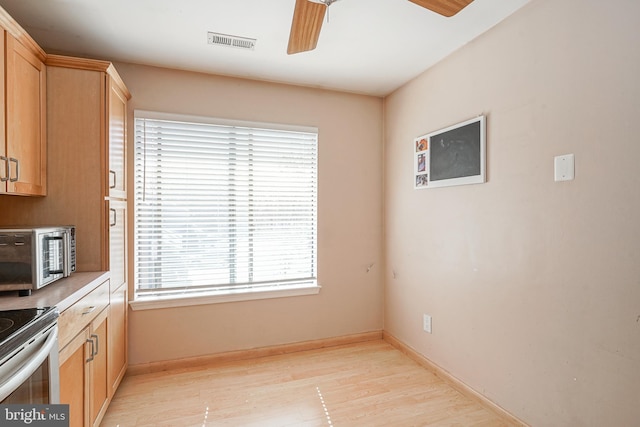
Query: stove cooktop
0 307 58 361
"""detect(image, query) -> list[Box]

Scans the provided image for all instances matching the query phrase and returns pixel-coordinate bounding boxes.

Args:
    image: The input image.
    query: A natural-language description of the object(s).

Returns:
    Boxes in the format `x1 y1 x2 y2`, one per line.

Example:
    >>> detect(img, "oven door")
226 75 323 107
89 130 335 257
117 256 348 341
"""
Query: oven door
0 325 60 404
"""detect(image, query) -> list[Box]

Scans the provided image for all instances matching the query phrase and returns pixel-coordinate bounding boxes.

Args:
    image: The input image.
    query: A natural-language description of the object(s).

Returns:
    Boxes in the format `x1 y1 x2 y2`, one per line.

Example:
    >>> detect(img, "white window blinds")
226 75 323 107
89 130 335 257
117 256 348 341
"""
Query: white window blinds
134 112 318 299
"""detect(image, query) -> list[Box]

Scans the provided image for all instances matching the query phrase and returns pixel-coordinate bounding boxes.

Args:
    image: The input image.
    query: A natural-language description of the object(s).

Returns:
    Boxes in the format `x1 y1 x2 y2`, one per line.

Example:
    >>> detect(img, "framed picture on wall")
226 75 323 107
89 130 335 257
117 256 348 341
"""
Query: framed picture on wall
414 115 486 189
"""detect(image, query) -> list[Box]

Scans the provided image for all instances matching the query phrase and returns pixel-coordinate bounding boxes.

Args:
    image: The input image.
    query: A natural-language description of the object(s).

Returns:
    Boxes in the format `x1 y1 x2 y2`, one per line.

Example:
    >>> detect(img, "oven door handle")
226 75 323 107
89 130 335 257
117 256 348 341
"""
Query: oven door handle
0 326 58 402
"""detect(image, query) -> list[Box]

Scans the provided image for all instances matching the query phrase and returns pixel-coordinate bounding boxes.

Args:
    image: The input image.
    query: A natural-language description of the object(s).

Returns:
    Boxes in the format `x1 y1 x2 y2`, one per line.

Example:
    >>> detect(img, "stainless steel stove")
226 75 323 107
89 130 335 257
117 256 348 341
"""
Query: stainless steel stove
0 307 60 404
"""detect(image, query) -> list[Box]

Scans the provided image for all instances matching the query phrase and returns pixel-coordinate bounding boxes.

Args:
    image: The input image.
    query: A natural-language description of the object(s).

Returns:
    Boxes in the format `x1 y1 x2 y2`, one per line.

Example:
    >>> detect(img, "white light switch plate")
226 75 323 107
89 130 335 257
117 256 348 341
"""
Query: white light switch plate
554 154 575 181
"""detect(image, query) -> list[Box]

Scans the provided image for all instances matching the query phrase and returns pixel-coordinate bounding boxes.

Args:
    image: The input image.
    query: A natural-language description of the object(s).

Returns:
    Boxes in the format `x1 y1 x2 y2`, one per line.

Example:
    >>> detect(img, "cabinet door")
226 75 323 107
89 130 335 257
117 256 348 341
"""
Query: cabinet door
0 30 6 193
5 34 46 196
107 77 127 199
108 199 127 292
89 308 109 427
59 327 90 427
108 283 128 397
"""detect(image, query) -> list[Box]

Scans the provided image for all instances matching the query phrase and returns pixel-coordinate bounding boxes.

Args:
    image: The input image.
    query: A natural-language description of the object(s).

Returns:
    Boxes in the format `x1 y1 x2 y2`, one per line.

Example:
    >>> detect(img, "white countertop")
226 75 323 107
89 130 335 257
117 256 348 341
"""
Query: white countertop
0 271 110 312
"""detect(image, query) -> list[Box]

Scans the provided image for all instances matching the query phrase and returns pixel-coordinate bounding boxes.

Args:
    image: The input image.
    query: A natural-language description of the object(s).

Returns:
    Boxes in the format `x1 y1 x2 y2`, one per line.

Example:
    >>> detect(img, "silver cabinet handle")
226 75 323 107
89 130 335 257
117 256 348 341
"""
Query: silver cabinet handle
0 156 7 182
9 157 19 182
91 333 99 356
81 306 96 315
86 338 95 363
109 169 117 189
110 208 117 227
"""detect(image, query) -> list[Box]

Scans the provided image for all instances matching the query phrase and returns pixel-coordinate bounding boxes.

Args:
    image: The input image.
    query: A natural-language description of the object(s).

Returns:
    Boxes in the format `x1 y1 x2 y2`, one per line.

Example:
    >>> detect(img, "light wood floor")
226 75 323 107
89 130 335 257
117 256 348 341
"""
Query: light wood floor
101 340 516 426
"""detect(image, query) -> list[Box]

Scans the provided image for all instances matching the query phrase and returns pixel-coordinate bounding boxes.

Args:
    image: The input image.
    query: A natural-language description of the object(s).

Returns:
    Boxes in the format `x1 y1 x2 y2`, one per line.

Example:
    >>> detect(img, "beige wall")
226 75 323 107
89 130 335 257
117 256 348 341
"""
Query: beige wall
115 63 384 365
383 0 640 425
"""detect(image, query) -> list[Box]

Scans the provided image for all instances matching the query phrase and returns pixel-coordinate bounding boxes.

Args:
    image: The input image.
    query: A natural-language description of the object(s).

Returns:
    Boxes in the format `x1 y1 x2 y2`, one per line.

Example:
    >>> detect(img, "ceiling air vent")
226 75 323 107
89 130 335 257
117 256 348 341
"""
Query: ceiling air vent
207 32 256 50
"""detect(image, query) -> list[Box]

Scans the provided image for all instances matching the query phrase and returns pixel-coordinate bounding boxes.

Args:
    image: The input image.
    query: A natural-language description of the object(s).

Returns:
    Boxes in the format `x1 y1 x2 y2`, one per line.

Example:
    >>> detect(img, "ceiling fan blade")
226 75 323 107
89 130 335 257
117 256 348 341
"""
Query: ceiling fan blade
287 0 327 55
407 0 474 17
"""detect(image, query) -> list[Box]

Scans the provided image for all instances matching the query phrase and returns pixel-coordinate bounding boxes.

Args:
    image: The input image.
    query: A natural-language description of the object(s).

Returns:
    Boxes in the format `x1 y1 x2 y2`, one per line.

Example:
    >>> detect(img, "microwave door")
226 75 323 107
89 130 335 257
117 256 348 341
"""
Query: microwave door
42 235 64 286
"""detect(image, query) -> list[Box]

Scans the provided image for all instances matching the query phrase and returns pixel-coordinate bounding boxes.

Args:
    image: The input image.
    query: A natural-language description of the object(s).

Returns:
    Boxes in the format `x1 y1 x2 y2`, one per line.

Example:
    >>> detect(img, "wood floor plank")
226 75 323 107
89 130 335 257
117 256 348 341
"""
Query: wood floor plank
101 340 519 426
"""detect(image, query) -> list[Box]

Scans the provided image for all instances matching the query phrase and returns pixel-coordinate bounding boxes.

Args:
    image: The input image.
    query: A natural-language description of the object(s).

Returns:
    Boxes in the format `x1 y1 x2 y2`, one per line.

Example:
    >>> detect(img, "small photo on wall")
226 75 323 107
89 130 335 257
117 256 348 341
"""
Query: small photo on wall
416 174 428 188
416 138 428 152
417 153 426 173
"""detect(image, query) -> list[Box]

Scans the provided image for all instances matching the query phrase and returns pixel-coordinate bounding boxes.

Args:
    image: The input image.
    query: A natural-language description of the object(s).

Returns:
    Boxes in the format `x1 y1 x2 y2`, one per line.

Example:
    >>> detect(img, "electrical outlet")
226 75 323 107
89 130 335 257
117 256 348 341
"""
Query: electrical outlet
423 314 432 334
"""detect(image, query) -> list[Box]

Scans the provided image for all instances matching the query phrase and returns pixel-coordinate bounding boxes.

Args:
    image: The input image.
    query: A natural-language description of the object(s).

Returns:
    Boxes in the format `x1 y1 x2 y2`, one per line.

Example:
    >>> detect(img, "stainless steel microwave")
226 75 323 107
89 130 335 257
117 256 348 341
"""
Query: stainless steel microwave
0 226 76 296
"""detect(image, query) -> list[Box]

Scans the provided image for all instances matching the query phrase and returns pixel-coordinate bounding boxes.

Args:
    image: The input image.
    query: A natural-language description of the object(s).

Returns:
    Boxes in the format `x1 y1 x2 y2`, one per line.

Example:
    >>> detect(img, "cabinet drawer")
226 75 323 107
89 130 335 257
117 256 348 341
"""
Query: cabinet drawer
58 280 110 349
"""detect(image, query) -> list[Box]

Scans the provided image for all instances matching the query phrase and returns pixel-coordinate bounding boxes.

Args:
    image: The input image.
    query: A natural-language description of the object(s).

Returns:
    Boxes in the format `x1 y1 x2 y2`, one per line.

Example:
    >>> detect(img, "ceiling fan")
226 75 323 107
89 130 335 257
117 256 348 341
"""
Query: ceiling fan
287 0 475 54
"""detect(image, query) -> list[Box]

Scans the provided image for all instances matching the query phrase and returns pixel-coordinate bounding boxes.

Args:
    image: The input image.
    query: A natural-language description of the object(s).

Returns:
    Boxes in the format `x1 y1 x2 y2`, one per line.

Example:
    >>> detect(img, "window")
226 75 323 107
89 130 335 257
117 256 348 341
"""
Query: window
132 111 318 308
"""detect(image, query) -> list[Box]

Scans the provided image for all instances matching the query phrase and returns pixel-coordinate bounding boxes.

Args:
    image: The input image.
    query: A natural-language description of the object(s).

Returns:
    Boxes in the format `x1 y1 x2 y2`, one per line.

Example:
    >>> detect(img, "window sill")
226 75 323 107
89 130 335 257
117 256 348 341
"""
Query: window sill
129 283 321 311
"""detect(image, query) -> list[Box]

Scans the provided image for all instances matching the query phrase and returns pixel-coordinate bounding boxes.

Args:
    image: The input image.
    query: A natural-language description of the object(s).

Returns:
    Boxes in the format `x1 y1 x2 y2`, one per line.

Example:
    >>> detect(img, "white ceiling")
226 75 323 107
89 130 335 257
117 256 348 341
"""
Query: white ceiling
0 0 530 96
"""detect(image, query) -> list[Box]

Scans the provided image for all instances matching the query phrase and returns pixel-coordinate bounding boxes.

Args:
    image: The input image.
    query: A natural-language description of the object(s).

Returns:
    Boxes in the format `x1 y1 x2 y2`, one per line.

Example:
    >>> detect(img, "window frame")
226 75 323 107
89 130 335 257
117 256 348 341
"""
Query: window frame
130 110 320 311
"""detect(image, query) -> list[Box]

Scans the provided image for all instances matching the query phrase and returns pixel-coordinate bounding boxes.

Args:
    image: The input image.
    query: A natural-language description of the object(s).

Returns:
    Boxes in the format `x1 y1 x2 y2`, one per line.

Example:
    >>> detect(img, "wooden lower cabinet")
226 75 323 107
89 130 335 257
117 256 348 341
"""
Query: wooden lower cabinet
89 309 109 427
59 328 90 427
59 281 112 427
108 283 127 396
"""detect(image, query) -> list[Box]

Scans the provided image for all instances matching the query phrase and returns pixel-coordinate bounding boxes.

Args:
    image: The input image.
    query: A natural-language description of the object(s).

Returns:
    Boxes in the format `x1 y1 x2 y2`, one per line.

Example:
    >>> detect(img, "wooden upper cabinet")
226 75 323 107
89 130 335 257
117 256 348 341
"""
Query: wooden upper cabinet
43 55 130 201
108 78 127 199
4 33 47 196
